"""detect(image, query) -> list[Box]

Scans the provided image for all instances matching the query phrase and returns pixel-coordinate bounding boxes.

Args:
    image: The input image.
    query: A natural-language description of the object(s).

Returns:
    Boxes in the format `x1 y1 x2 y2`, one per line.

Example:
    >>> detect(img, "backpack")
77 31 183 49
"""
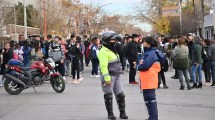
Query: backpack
50 43 62 62
68 44 77 58
86 45 93 60
155 50 166 65
13 52 19 60
162 53 169 72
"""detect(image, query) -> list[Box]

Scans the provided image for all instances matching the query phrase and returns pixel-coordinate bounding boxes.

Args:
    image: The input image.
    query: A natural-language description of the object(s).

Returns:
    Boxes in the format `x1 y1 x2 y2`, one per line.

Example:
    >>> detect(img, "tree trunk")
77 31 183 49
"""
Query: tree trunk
192 0 197 35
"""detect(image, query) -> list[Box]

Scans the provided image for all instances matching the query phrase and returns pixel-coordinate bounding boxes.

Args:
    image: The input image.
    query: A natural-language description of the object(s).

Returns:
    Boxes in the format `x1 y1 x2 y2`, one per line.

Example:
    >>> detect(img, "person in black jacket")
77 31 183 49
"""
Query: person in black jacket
115 35 125 71
83 36 90 66
44 35 53 58
127 34 139 84
0 42 13 87
202 39 211 86
67 35 83 84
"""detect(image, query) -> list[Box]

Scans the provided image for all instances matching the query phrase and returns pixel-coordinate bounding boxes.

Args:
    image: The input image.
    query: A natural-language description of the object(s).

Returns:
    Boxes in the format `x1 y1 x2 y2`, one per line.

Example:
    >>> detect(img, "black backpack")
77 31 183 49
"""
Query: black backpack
50 43 62 62
87 46 94 60
68 44 77 58
161 53 169 72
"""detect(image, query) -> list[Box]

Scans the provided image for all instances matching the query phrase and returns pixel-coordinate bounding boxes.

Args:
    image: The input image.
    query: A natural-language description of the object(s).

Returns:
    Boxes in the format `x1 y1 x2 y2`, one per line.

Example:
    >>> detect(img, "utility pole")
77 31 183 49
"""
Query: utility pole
179 0 182 35
192 0 197 35
213 0 215 36
43 0 47 38
24 0 27 40
14 7 18 43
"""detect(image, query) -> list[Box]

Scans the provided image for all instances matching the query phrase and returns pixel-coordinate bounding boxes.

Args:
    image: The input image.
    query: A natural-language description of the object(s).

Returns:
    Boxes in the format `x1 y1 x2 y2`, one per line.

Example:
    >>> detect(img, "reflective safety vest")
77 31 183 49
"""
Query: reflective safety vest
139 62 161 90
98 46 122 82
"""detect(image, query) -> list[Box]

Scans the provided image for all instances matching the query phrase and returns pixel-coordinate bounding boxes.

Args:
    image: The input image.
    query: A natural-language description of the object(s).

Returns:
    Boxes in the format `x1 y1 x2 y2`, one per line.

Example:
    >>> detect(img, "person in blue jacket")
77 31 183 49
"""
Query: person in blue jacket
138 37 165 120
22 40 32 67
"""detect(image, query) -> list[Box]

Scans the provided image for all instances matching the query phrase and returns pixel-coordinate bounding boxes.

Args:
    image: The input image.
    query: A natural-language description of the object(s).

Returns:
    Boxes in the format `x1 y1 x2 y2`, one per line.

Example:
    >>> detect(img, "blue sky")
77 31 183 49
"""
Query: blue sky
79 0 152 32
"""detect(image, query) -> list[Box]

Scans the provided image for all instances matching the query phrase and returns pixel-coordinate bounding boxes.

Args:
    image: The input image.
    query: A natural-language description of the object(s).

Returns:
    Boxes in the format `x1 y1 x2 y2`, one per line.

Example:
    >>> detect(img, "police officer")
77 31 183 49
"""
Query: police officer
98 31 128 120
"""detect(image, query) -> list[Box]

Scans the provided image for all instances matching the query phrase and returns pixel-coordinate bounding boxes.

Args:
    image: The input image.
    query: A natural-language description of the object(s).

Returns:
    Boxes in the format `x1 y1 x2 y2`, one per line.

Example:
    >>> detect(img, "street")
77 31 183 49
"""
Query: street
0 67 215 120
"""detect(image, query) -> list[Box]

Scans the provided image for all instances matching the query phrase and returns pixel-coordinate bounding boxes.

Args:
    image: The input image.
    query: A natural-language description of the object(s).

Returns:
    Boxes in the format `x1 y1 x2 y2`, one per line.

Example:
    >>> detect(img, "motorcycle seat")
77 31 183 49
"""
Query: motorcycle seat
19 67 31 71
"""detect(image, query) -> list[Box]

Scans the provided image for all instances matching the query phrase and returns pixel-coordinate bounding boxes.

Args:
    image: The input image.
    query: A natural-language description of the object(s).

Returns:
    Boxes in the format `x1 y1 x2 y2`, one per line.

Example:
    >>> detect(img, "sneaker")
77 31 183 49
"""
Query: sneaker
91 75 95 77
0 84 2 87
68 79 80 84
45 80 50 82
203 82 211 86
65 72 69 76
163 85 169 89
68 79 74 84
78 77 83 82
63 76 66 80
95 75 100 78
129 81 139 84
160 84 163 88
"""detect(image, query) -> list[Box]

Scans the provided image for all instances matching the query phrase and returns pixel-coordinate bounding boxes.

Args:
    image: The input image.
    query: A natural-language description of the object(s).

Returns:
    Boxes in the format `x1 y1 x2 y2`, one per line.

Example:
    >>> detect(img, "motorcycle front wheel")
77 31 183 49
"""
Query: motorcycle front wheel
50 75 65 93
4 78 23 95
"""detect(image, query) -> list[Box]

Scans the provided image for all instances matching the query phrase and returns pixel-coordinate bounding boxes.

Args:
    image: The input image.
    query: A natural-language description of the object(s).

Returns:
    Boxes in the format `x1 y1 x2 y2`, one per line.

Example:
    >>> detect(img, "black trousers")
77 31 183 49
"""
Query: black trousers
203 61 211 82
129 59 136 83
84 51 90 66
71 57 80 79
55 61 65 76
91 59 99 75
158 69 167 86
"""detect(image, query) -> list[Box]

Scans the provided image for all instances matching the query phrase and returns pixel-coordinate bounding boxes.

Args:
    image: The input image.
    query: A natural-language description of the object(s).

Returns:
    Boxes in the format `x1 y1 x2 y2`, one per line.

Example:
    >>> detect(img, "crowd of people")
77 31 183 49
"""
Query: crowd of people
0 31 215 120
0 33 214 88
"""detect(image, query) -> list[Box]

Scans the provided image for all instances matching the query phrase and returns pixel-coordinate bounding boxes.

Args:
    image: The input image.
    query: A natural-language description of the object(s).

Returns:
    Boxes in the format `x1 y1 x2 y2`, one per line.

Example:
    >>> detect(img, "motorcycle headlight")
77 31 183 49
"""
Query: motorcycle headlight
49 62 56 68
46 58 55 68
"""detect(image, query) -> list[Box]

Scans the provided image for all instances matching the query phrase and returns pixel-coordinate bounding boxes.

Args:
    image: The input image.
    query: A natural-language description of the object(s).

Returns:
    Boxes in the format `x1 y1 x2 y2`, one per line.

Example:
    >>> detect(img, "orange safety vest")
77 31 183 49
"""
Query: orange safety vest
139 62 161 90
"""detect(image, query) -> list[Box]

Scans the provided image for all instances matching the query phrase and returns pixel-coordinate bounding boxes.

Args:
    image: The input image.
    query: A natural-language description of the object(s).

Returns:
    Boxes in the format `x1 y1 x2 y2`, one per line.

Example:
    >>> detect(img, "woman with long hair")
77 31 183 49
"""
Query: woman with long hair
31 41 46 62
173 37 191 90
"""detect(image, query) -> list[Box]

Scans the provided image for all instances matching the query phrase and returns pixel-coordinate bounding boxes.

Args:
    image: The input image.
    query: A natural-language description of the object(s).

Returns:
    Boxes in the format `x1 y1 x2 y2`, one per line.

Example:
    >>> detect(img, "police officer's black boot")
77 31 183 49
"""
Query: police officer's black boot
104 93 116 120
116 92 128 119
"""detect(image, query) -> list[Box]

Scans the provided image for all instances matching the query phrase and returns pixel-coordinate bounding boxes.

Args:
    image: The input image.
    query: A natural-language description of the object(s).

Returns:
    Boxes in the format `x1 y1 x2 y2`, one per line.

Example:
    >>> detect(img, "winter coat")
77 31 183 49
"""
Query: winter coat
173 45 189 70
208 43 215 61
191 43 203 64
127 41 138 62
138 47 161 89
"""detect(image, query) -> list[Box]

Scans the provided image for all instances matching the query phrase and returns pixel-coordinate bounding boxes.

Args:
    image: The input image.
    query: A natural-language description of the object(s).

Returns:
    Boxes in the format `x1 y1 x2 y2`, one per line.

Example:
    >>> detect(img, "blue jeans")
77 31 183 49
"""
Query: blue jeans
191 64 202 83
210 61 215 83
143 89 158 120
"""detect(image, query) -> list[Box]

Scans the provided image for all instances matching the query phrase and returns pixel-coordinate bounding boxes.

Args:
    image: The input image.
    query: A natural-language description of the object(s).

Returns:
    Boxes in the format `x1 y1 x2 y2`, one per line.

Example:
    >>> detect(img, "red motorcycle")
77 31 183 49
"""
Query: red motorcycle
3 58 65 95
